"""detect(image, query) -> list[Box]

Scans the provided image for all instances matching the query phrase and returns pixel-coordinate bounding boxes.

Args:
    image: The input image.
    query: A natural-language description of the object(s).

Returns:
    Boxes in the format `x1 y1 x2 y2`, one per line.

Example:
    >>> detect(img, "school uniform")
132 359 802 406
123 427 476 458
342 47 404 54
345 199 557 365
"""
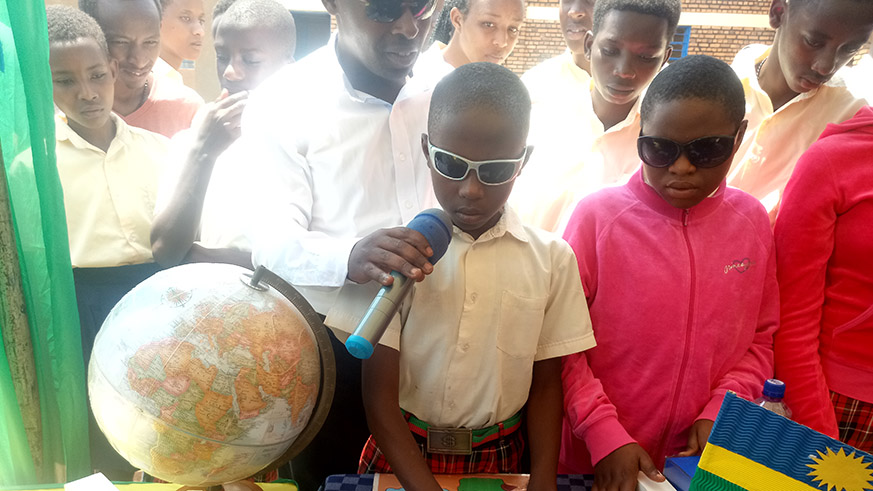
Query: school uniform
327 207 595 473
728 44 867 219
515 53 643 232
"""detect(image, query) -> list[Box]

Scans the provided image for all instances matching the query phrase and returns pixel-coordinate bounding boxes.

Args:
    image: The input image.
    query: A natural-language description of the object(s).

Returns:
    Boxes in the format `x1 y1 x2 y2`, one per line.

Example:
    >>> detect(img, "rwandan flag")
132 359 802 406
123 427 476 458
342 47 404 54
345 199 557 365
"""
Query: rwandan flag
692 392 873 491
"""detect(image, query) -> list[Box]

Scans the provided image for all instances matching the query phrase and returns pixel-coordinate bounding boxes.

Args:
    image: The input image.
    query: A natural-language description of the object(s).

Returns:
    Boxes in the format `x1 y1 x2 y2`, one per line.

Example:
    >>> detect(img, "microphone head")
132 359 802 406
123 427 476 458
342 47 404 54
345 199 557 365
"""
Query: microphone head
406 208 453 264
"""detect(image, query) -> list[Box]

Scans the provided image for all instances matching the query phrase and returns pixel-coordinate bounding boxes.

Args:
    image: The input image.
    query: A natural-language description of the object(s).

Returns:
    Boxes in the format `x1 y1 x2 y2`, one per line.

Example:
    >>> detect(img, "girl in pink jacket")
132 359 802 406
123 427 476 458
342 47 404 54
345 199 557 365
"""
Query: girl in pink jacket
560 55 778 491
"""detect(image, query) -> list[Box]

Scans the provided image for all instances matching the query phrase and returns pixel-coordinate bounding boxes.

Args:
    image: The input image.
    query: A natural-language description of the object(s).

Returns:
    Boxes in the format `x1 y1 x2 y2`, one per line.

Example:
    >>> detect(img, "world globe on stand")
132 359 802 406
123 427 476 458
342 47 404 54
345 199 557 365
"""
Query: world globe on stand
88 263 333 487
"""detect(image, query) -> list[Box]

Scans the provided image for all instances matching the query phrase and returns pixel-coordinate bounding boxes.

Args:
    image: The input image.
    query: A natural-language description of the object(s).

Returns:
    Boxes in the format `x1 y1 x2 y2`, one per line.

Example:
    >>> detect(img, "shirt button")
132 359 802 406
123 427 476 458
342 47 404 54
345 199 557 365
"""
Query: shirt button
470 292 478 302
404 200 413 209
449 401 456 409
399 153 406 161
461 343 470 352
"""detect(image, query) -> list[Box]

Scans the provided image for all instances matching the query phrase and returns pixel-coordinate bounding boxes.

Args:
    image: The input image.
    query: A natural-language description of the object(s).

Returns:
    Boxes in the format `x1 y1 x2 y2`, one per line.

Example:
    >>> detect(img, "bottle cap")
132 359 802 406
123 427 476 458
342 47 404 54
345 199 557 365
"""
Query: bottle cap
762 378 786 398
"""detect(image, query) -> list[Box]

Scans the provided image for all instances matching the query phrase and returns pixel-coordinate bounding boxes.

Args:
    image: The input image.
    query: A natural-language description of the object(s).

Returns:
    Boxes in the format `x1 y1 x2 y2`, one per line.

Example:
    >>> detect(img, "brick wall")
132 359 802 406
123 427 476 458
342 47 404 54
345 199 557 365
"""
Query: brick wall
687 26 774 62
501 0 780 75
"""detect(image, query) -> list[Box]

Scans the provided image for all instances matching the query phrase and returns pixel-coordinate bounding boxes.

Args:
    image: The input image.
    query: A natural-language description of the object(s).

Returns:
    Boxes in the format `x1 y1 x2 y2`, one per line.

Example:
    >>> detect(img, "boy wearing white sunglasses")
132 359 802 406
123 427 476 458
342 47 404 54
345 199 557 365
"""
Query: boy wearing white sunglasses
351 62 595 491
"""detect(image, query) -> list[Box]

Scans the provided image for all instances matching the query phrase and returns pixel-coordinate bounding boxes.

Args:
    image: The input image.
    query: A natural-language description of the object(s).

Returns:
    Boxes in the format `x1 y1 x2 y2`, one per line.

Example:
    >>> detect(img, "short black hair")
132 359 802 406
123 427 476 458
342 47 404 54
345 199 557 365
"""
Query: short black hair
79 0 162 24
429 62 531 137
592 0 681 38
213 0 237 19
46 5 109 56
215 0 297 56
641 55 745 129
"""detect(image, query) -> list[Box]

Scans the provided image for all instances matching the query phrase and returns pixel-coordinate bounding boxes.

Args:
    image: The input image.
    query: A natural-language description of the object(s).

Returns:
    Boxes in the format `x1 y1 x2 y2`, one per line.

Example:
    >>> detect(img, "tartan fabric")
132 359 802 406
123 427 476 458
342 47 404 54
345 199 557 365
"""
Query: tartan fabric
831 390 873 452
358 423 524 474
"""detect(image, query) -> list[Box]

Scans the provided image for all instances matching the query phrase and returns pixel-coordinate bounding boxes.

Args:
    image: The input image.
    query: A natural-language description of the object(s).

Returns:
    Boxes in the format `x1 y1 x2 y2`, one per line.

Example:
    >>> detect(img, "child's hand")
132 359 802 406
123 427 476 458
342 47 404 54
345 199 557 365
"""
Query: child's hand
192 89 249 158
677 419 714 457
593 443 663 491
348 227 434 285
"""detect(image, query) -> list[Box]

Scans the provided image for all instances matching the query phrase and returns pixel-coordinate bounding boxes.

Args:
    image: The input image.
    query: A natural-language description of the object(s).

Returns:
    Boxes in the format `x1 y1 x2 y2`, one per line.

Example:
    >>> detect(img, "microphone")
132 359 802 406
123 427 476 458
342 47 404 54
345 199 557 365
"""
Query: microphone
345 208 453 359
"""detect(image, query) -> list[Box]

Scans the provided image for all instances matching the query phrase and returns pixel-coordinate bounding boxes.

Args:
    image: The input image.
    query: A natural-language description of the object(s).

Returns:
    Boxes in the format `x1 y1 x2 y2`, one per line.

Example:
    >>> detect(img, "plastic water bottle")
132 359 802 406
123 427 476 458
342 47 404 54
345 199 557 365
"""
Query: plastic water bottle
755 379 792 419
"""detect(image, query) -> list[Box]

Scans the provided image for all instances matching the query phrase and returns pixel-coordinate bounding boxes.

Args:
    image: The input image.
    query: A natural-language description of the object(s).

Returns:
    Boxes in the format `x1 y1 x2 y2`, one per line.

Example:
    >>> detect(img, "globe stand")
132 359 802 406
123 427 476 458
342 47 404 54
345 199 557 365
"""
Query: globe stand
177 481 264 491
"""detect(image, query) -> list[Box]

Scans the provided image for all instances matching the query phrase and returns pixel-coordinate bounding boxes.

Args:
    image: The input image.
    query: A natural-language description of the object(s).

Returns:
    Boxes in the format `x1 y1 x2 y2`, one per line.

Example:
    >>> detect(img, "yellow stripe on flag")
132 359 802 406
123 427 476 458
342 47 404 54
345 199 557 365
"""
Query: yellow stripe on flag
698 443 819 491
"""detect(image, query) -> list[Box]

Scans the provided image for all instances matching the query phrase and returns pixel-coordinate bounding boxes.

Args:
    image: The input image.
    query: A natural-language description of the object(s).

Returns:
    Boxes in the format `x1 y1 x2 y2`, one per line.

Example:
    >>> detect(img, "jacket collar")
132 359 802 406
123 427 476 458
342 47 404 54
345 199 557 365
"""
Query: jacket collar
628 168 726 222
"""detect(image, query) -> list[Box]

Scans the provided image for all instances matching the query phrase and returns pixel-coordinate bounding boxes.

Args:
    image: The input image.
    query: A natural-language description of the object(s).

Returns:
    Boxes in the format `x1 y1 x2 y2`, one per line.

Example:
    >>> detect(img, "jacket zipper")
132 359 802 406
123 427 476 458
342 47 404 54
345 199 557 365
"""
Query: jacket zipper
656 209 695 460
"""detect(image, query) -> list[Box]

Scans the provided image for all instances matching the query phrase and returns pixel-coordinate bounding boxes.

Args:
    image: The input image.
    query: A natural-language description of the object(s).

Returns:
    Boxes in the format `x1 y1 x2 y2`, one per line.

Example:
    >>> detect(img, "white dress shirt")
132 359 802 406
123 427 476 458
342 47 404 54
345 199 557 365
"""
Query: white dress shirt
327 207 595 428
728 44 867 217
240 37 437 314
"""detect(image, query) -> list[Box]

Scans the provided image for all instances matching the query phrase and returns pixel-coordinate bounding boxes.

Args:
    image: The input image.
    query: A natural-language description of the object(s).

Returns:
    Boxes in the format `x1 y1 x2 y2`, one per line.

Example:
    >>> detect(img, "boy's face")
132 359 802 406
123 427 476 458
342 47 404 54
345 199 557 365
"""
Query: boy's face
421 108 529 239
214 21 293 93
452 0 524 64
50 38 117 130
585 10 671 107
559 0 594 57
770 0 873 93
161 0 206 62
323 0 439 85
97 0 161 90
641 98 746 210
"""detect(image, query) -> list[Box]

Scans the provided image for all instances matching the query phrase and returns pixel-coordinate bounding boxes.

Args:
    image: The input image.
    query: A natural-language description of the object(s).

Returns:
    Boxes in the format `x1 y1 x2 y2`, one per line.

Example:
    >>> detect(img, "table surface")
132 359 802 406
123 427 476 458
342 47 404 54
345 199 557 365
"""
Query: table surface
323 474 595 491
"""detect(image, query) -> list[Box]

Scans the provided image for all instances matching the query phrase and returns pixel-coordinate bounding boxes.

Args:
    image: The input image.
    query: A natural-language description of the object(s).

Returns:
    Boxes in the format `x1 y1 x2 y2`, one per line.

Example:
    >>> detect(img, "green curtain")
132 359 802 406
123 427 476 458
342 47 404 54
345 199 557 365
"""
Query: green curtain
1 0 90 485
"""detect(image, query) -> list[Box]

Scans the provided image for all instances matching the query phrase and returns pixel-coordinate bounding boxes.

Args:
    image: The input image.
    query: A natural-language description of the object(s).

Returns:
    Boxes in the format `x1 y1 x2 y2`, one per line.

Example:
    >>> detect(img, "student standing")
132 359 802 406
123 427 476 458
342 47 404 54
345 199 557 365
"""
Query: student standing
560 56 777 490
727 0 873 220
328 62 594 491
156 0 206 83
79 0 204 137
775 106 873 452
514 0 677 232
151 0 296 269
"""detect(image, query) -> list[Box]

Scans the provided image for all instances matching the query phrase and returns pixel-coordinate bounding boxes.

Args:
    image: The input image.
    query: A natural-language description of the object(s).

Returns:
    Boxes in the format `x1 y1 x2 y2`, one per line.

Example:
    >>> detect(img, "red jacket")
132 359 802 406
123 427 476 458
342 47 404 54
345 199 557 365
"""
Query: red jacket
774 106 873 437
560 171 778 472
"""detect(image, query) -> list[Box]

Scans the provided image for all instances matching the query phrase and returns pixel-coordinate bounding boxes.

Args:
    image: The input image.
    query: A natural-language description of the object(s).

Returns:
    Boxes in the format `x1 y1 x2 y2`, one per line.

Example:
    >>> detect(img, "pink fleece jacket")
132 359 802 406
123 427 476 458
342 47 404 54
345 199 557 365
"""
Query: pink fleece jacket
774 106 873 437
559 170 778 472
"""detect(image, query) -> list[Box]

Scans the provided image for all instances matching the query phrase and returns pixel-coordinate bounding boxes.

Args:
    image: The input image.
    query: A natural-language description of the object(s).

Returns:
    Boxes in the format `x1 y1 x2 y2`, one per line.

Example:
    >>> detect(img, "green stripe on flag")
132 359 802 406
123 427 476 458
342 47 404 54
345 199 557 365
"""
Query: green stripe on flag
690 468 747 491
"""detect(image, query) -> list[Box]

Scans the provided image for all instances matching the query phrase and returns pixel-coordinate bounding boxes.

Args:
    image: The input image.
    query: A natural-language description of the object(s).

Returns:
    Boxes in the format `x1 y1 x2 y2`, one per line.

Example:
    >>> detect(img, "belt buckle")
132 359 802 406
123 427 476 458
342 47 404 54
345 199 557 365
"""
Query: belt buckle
426 427 473 455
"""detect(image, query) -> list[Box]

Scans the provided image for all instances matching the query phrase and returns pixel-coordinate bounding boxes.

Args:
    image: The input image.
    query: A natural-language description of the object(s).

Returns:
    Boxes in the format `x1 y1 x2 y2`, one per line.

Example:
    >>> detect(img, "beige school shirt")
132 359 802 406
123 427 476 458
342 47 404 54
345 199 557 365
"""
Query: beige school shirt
55 113 168 267
326 207 595 428
728 45 867 219
514 52 642 233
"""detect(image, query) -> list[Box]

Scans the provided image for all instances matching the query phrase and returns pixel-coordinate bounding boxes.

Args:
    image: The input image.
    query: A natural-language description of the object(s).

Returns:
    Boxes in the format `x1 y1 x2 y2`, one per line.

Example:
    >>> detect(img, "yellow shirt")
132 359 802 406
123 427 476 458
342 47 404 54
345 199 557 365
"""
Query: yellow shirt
55 114 168 267
515 52 642 232
729 45 867 218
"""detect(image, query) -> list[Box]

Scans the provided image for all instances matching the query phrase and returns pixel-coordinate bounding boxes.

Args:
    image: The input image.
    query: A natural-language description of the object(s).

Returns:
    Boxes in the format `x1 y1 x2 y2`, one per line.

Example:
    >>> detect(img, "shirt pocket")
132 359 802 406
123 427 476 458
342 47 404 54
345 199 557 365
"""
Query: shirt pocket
496 291 548 359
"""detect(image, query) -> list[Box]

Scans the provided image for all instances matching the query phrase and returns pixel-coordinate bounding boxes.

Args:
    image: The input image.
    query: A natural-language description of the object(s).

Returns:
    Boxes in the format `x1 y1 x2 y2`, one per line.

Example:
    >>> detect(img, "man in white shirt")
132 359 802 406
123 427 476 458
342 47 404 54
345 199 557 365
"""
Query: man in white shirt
238 0 442 486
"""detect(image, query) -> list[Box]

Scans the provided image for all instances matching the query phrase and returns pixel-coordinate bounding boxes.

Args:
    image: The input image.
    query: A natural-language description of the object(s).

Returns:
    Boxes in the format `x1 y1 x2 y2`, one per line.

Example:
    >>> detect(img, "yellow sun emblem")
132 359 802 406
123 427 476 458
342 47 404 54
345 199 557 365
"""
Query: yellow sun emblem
807 447 873 491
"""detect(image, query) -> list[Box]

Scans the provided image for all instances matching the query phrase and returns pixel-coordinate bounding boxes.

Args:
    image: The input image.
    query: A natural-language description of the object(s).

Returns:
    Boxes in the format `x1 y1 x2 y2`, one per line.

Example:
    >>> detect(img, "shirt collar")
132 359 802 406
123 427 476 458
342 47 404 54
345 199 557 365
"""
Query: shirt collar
737 44 840 113
55 112 128 153
453 206 529 244
328 33 419 106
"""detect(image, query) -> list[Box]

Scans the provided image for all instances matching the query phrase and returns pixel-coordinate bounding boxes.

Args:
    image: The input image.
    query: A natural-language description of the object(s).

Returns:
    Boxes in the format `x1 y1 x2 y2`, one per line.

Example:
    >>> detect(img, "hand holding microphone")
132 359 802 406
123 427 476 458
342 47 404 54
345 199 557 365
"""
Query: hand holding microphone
345 209 453 359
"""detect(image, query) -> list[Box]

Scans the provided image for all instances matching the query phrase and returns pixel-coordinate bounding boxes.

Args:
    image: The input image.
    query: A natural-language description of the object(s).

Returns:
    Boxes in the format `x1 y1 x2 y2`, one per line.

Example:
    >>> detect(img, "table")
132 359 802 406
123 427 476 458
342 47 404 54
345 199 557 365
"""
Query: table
323 474 595 491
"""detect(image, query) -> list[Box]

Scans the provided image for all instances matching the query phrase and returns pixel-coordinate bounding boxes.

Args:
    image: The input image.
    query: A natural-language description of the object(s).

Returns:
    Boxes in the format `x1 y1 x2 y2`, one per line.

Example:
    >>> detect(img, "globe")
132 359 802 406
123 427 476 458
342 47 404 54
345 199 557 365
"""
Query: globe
88 263 332 487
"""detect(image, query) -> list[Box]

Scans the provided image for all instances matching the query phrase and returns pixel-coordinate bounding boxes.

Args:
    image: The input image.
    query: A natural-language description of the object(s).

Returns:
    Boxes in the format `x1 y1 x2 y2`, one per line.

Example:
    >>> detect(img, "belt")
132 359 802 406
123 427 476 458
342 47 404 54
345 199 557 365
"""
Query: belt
402 410 522 454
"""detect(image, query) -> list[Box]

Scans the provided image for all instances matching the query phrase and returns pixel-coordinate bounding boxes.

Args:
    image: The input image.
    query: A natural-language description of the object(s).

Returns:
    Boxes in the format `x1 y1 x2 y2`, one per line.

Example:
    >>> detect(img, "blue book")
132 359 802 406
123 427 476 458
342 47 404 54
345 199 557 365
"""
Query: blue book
663 456 699 491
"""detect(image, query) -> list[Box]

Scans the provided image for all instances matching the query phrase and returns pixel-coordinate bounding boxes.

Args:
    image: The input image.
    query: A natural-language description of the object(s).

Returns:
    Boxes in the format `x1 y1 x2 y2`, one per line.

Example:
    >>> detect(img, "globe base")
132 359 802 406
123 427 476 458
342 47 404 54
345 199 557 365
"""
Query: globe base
177 481 263 491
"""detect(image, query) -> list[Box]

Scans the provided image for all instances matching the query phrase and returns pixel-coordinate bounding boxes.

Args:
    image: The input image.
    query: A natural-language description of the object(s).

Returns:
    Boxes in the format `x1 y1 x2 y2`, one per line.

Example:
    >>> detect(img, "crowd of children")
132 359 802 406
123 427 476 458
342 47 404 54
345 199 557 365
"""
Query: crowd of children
16 0 873 487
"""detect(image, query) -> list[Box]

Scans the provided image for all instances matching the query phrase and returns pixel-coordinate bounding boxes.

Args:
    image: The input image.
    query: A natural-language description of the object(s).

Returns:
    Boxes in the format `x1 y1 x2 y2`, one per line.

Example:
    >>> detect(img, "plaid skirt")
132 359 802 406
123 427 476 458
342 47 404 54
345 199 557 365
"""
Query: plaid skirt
358 413 524 474
831 390 873 452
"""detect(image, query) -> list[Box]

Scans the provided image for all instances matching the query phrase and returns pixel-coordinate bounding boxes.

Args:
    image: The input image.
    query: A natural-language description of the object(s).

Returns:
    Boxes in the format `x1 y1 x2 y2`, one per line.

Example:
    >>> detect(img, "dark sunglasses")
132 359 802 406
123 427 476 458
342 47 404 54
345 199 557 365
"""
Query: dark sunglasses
428 142 528 185
637 130 740 169
361 0 437 23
